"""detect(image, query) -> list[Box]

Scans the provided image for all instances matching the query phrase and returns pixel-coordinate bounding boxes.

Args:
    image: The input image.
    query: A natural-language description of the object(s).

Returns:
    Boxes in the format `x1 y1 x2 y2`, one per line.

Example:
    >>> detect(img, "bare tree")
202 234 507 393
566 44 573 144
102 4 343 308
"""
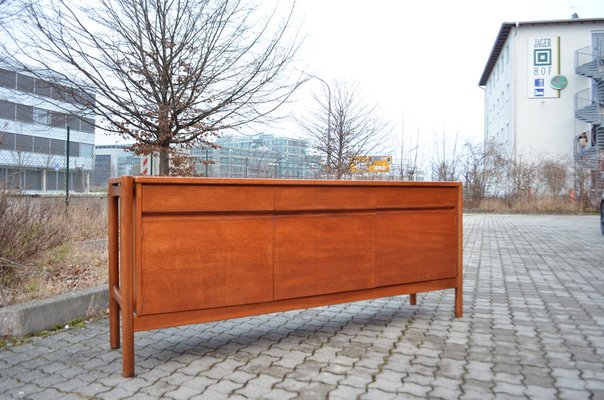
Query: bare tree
572 165 593 210
1 0 304 175
0 0 23 24
460 140 506 208
541 158 568 197
396 117 422 181
432 131 460 181
300 80 388 179
503 154 540 204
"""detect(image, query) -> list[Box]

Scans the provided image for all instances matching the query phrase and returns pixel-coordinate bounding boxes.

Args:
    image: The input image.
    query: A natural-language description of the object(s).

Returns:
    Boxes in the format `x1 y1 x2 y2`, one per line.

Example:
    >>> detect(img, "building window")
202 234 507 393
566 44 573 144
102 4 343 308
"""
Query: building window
50 111 66 128
16 73 35 93
34 79 51 97
16 104 34 123
15 134 33 152
68 141 79 157
46 171 64 191
25 170 42 190
33 136 50 154
0 69 16 89
0 132 15 150
34 108 49 125
0 100 16 120
77 90 96 107
506 83 510 102
50 138 63 155
66 114 81 131
80 143 93 157
51 84 69 101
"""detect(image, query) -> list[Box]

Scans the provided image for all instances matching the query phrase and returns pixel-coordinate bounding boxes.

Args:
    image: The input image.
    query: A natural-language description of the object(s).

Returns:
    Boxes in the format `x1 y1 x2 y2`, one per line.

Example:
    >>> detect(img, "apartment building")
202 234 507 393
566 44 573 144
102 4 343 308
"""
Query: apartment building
479 17 604 199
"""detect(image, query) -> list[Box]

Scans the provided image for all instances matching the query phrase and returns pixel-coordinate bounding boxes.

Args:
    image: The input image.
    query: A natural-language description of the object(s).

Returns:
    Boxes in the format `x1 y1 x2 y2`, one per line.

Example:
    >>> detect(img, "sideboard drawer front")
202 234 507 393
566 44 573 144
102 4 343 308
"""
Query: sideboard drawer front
139 215 273 315
374 187 458 209
141 184 274 213
274 212 375 299
274 186 374 211
375 211 457 286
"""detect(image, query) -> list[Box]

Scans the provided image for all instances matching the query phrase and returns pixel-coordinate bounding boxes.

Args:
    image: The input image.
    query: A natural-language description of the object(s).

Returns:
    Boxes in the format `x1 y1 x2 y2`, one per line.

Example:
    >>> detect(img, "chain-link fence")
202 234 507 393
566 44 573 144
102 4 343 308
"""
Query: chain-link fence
92 135 325 190
0 116 95 194
0 68 95 194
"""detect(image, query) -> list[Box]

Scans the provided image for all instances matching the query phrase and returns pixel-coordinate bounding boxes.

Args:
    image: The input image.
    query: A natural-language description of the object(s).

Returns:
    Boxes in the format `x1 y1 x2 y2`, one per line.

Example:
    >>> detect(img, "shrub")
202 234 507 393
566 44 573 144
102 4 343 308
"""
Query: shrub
0 189 69 304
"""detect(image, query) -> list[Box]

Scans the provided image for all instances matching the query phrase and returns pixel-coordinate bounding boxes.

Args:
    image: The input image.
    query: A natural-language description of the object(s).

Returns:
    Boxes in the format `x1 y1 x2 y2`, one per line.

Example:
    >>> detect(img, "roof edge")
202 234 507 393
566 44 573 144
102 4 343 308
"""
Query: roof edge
479 22 515 87
478 18 604 87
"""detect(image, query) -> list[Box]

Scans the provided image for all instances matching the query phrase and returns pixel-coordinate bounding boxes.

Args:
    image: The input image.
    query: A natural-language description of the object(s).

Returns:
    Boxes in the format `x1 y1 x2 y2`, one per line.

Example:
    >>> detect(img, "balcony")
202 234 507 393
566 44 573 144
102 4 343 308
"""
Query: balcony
575 46 604 80
575 88 604 124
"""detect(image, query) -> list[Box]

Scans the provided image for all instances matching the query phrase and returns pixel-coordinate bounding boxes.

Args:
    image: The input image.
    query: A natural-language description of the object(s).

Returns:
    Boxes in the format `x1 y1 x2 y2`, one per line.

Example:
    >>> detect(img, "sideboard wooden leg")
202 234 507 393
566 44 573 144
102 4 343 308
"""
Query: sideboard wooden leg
109 299 120 350
409 293 417 305
119 176 135 377
122 321 134 377
455 287 463 318
108 193 120 350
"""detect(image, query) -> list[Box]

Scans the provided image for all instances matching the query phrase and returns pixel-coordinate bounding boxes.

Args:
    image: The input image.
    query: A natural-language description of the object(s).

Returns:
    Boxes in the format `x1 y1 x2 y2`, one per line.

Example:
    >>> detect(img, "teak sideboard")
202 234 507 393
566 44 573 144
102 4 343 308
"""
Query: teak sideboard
108 176 463 377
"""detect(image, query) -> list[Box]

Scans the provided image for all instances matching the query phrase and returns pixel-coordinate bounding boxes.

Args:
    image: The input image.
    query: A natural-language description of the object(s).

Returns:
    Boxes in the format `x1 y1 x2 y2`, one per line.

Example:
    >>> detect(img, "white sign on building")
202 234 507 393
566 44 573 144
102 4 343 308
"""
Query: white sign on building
528 36 560 98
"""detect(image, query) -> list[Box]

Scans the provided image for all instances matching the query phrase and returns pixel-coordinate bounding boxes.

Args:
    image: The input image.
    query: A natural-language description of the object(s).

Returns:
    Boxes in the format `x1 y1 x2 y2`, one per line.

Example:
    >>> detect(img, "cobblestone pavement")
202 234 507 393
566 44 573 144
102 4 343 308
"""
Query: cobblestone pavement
1 214 603 399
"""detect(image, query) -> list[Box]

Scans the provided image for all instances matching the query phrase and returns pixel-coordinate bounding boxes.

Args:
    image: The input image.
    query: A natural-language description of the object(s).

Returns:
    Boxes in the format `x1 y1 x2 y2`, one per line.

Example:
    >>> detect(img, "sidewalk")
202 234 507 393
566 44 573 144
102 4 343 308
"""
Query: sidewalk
1 214 603 399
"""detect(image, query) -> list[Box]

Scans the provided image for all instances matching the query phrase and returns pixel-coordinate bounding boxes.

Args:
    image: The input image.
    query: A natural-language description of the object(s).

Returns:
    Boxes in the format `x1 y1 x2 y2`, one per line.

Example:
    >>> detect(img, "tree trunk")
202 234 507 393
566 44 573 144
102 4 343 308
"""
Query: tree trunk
159 147 170 176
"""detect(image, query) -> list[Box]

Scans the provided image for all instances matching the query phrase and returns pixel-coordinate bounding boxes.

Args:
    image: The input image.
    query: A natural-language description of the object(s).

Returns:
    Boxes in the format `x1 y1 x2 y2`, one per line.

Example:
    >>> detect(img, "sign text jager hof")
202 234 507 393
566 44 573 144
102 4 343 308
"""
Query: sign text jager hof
528 37 560 98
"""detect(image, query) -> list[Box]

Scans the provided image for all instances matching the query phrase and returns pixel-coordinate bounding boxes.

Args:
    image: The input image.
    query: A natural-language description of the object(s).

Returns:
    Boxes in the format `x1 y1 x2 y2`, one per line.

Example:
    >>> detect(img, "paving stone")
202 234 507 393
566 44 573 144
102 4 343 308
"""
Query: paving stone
327 384 365 399
525 384 558 398
28 387 66 400
429 384 462 399
398 381 431 397
359 389 401 399
0 215 602 400
493 381 528 396
234 382 272 398
295 382 336 400
557 388 591 400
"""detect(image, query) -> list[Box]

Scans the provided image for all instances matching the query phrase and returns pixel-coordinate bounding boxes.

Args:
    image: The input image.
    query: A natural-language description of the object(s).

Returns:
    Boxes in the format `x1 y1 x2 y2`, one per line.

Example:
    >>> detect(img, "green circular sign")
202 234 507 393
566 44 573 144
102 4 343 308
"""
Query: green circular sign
550 75 568 90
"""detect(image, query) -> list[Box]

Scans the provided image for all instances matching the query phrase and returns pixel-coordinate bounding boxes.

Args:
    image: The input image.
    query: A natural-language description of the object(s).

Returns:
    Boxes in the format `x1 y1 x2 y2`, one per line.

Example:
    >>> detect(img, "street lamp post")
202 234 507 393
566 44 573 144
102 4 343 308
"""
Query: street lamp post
205 148 209 177
228 149 233 177
307 74 332 177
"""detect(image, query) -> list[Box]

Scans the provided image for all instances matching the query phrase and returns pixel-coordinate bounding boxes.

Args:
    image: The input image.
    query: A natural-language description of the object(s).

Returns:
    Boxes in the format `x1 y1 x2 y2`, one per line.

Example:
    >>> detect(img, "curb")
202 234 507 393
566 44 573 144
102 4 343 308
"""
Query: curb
0 285 108 337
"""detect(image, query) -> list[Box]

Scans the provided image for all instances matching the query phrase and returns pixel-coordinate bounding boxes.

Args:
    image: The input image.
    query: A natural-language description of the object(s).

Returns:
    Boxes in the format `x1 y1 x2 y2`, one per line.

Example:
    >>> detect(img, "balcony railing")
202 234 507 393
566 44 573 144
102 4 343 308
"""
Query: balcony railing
575 88 603 124
575 45 604 80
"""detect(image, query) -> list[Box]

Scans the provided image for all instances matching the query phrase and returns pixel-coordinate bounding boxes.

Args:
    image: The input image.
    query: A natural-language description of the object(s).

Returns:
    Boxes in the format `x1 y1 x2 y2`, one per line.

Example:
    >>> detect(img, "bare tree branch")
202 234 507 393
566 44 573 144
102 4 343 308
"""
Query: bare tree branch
299 79 389 179
1 0 305 175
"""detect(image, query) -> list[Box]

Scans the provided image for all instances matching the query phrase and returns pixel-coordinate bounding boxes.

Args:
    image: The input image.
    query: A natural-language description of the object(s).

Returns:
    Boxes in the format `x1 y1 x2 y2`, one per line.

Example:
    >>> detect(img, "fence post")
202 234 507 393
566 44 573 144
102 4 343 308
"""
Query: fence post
65 126 70 210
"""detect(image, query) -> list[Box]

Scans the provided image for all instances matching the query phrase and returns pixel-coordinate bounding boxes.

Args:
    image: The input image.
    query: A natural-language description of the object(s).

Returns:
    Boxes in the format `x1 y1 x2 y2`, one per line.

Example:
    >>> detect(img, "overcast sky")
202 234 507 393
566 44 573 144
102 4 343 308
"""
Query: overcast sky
98 0 604 158
283 0 604 156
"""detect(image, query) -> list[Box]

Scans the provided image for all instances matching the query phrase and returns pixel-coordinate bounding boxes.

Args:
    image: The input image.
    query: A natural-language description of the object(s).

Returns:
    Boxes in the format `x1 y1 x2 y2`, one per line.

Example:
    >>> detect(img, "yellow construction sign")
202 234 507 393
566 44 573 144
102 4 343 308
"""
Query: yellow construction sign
350 155 392 173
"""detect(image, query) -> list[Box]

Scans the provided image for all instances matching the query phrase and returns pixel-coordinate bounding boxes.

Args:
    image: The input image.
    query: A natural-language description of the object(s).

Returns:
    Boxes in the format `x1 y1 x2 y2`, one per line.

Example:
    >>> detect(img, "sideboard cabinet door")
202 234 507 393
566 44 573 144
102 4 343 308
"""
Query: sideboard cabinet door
139 215 274 315
375 211 458 286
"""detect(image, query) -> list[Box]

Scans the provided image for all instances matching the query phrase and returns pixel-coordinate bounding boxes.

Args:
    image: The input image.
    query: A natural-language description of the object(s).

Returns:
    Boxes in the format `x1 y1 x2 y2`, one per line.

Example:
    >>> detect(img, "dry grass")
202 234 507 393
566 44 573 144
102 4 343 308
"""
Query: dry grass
0 193 108 307
1 243 107 306
469 195 597 214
